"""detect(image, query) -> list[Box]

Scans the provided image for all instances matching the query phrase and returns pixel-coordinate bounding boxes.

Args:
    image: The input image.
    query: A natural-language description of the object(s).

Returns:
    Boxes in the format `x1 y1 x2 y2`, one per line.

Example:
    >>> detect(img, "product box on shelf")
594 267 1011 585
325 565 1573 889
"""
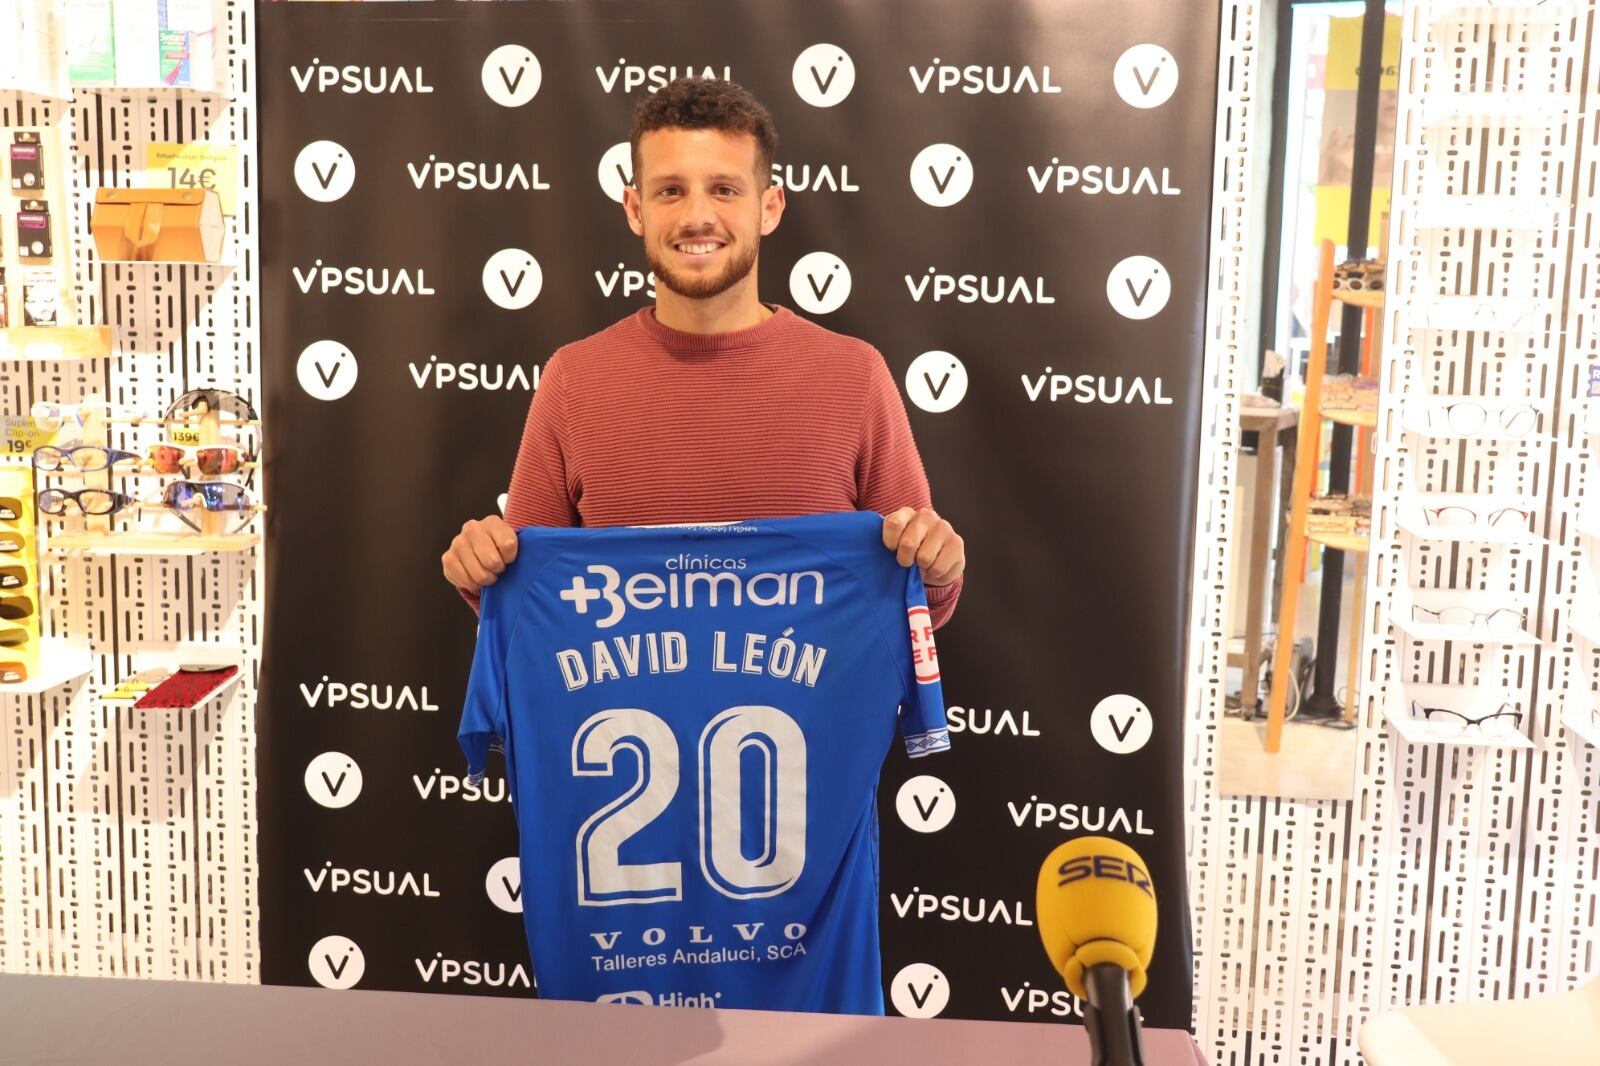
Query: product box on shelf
91 187 224 262
105 0 220 91
64 0 116 84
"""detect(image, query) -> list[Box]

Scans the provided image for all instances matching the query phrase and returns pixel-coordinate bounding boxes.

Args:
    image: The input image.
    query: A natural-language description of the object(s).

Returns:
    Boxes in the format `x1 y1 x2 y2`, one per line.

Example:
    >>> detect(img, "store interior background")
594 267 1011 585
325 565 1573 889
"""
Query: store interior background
2 2 1599 1065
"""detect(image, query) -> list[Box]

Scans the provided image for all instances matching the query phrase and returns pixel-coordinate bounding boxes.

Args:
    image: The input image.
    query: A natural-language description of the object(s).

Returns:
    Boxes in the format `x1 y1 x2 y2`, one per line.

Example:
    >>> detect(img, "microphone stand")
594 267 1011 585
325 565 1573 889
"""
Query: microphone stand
1082 964 1147 1066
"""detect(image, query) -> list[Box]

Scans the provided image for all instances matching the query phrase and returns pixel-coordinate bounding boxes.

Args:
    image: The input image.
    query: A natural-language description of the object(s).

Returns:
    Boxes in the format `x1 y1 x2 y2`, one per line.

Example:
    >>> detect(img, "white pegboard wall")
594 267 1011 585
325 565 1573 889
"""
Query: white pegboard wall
1188 3 1600 1065
0 0 260 984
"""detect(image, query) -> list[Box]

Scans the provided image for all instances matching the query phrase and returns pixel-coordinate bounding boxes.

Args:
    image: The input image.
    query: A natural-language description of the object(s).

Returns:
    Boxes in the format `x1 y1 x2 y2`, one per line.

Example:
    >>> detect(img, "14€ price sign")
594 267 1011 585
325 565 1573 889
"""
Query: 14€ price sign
143 143 240 216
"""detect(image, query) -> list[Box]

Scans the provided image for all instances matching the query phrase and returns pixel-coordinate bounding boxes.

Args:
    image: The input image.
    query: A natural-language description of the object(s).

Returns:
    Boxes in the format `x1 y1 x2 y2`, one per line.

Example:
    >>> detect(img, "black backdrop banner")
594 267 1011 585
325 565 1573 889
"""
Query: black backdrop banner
256 0 1220 1027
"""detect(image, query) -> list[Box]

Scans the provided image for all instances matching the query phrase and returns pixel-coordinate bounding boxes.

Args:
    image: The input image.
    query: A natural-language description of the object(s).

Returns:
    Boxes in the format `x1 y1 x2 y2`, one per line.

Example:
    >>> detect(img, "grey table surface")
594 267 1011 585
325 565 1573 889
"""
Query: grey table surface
0 973 1207 1065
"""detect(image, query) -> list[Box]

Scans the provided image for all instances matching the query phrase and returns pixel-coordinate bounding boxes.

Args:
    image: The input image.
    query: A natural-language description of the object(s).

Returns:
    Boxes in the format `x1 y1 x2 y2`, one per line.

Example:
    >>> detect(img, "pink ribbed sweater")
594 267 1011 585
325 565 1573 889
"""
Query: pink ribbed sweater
462 303 963 629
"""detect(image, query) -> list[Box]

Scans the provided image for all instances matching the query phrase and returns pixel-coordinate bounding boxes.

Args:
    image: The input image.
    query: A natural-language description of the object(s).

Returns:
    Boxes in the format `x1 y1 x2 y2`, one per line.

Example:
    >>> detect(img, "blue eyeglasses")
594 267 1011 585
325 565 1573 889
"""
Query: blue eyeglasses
32 445 142 474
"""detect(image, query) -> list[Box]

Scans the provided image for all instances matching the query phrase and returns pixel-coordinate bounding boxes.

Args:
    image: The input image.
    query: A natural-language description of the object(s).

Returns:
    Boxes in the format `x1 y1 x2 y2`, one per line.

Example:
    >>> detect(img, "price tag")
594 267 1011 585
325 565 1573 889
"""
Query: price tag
0 416 53 457
143 143 239 216
169 427 203 446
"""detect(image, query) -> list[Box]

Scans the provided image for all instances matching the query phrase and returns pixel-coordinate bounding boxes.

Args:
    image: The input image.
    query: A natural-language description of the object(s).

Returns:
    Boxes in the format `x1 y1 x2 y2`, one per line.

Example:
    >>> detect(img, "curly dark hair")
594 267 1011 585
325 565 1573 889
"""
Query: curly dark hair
630 77 779 188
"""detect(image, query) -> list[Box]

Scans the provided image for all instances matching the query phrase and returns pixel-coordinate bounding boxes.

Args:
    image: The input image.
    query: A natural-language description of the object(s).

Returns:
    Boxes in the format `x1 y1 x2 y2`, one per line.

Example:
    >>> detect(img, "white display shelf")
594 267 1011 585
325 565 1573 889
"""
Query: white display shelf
97 260 234 272
1385 685 1533 749
1570 610 1600 647
1428 1 1594 28
1422 92 1579 127
1409 195 1566 231
1409 296 1547 334
1395 513 1536 544
1385 702 1534 748
1395 494 1538 544
1400 399 1548 444
0 327 117 362
0 76 71 101
1392 611 1540 646
101 643 244 711
46 530 261 556
0 639 93 695
1562 696 1600 749
74 84 228 97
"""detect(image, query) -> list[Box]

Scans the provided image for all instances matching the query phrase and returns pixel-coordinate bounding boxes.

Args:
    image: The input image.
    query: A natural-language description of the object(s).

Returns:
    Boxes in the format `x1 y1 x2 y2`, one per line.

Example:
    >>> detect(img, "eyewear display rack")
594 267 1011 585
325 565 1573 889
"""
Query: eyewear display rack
1263 239 1382 751
0 0 262 988
1186 4 1600 1066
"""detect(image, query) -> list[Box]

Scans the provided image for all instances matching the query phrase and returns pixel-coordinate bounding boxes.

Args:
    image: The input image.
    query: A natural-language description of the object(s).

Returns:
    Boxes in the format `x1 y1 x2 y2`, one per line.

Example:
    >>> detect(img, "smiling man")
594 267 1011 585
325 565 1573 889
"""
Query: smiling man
443 76 965 628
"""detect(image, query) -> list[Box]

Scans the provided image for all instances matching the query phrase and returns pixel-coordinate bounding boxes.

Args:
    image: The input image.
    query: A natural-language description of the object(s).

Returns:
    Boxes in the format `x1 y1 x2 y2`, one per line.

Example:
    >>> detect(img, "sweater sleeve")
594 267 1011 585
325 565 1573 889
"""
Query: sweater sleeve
856 350 964 630
459 351 579 615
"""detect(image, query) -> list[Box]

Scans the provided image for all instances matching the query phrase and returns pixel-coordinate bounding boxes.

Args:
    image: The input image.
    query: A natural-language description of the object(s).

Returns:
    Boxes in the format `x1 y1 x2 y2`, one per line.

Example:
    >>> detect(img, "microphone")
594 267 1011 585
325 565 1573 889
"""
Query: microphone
1035 836 1157 1066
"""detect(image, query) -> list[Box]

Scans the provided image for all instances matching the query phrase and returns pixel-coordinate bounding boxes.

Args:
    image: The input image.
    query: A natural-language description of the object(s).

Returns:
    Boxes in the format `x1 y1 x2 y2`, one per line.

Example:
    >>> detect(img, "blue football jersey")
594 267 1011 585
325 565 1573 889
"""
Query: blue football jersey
458 510 948 1014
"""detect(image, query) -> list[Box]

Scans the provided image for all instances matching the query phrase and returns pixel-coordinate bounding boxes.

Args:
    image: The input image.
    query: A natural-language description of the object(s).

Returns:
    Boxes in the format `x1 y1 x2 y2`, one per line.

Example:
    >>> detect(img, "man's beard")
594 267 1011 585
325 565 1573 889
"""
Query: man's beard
646 234 760 300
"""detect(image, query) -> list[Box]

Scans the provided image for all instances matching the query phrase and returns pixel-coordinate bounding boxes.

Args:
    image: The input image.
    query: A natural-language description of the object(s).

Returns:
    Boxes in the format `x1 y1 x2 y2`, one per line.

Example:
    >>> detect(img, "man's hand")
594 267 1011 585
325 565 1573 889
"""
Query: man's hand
443 515 520 596
882 506 965 587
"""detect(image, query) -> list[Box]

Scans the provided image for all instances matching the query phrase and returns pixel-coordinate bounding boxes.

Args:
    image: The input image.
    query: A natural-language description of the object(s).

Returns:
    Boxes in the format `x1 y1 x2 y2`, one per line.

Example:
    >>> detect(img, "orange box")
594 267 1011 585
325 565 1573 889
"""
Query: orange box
91 187 225 263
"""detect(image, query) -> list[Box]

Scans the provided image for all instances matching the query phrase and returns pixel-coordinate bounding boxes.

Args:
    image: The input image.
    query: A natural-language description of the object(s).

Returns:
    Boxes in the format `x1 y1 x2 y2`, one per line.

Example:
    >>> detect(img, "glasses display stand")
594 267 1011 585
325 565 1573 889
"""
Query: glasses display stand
44 400 263 555
1383 686 1534 750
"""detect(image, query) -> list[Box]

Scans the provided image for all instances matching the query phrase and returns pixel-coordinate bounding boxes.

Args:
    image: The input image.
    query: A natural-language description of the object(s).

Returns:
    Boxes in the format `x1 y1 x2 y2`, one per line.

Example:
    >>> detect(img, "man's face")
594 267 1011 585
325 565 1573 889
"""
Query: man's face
625 127 784 300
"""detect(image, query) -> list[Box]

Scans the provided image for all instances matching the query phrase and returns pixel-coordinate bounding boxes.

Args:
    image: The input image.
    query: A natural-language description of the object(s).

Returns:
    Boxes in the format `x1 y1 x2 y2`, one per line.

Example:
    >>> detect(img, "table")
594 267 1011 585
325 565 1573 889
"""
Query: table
0 973 1209 1065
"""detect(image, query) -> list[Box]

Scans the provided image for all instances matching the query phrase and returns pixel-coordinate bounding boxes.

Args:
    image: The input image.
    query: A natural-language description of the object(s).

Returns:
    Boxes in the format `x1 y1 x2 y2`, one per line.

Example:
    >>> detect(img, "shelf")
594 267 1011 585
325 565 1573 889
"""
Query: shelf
97 260 234 271
1422 92 1580 128
1306 528 1371 553
0 640 94 695
1400 406 1548 445
1392 613 1540 646
1571 611 1600 646
99 642 244 712
1409 296 1546 334
1428 2 1593 29
1562 697 1600 749
1332 289 1385 309
46 531 260 556
1383 700 1533 749
1395 514 1535 544
0 78 71 101
73 84 227 97
0 328 116 362
1410 196 1566 231
1322 405 1379 428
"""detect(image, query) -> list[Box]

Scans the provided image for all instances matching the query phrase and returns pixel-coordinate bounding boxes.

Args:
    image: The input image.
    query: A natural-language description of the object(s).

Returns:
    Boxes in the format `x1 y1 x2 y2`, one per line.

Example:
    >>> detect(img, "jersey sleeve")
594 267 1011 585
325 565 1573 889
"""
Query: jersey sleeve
898 564 951 758
458 579 514 786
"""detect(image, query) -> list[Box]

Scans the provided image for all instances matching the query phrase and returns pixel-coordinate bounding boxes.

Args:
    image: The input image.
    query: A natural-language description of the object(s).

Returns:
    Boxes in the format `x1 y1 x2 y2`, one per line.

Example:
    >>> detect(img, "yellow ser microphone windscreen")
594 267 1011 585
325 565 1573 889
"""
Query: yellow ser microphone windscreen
1035 835 1158 1000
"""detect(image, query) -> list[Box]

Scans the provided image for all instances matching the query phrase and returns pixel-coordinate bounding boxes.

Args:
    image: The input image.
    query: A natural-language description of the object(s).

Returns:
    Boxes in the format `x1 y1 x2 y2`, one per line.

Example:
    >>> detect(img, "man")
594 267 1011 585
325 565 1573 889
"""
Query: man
442 77 965 627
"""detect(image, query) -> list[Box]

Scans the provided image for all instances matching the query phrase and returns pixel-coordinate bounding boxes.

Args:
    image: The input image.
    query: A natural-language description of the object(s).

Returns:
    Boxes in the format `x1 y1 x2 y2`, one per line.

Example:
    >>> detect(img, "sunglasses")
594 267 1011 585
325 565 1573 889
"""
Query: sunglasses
146 442 252 476
0 497 22 523
0 534 26 553
0 596 35 621
0 662 27 684
160 480 258 532
0 627 31 648
0 567 26 590
164 388 259 425
32 445 143 474
36 488 137 516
